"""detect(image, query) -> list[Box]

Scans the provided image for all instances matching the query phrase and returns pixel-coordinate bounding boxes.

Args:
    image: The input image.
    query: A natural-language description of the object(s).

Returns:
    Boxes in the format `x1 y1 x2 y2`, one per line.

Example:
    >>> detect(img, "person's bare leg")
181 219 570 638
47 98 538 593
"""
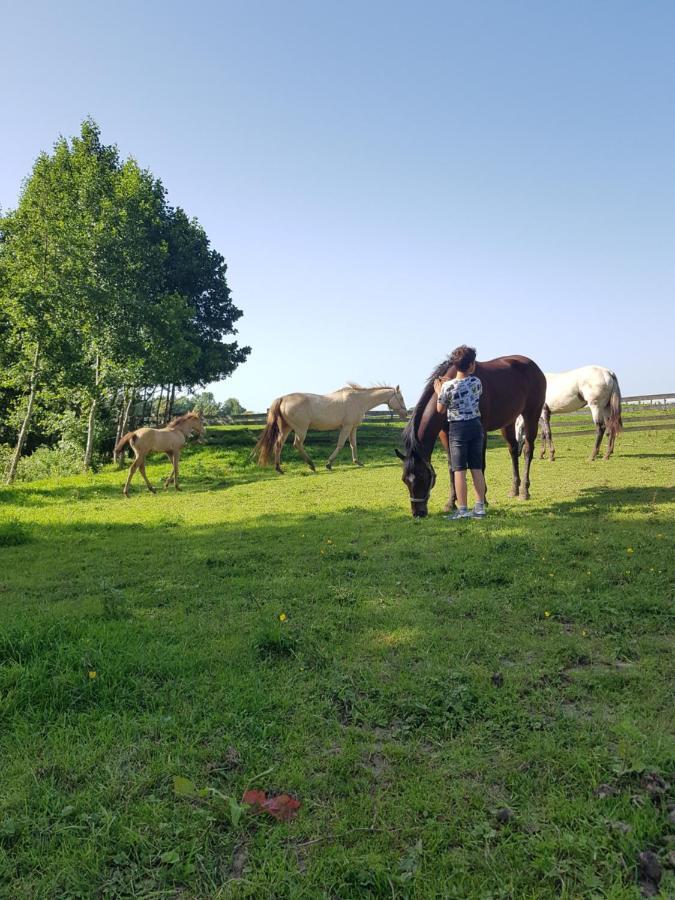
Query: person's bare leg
470 468 486 503
454 470 468 508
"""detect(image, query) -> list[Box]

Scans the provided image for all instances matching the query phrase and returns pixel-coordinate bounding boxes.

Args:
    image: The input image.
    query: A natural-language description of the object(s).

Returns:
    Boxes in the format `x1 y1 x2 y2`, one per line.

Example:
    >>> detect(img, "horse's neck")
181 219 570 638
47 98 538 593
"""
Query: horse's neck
358 387 392 412
417 396 444 457
171 423 191 440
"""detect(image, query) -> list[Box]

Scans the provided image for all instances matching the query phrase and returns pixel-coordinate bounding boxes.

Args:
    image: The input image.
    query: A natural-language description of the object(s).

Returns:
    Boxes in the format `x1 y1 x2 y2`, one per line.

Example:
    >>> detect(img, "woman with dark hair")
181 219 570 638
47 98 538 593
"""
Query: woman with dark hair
433 345 487 519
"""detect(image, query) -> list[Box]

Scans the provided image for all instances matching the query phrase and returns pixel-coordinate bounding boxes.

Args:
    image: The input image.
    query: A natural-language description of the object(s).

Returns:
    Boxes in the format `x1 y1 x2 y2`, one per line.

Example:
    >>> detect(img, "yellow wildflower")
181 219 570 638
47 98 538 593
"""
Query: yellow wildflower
88 670 97 680
326 539 333 544
279 612 287 622
544 610 552 618
581 630 588 636
626 547 634 555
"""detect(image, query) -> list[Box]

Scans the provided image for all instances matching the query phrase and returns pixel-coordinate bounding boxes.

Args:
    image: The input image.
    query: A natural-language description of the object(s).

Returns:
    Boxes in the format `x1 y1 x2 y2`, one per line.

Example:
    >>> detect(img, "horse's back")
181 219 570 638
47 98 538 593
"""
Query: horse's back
546 365 615 412
280 392 347 430
478 355 546 430
133 425 181 453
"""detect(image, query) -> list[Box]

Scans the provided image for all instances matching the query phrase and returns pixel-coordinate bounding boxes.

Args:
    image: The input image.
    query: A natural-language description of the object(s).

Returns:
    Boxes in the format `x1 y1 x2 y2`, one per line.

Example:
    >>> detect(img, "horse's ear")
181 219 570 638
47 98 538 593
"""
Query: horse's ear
394 448 405 461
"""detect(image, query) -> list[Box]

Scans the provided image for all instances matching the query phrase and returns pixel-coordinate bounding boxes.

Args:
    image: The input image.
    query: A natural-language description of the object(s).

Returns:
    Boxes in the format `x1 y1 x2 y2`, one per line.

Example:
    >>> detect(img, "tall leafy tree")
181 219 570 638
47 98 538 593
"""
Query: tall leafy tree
0 141 83 482
0 119 250 479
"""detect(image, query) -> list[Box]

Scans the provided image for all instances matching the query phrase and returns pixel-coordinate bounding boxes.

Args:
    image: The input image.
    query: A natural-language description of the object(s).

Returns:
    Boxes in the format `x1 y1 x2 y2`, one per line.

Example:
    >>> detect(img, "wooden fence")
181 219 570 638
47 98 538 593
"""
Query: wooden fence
205 392 675 431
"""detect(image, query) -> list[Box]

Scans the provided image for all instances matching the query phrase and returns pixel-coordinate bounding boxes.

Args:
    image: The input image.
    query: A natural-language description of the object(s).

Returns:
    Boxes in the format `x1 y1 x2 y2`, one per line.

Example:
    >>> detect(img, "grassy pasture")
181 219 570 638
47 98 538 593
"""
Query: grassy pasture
0 424 673 898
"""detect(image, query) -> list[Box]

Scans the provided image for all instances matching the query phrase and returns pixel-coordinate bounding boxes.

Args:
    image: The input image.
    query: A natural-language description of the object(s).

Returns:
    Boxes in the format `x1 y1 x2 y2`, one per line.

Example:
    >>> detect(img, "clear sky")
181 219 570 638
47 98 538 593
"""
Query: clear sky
2 0 674 409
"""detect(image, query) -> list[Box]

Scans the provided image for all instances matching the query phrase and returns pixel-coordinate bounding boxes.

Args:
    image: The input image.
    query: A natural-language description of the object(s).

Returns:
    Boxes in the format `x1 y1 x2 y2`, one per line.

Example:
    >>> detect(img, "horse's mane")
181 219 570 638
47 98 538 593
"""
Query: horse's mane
401 356 452 466
168 411 200 426
343 382 393 391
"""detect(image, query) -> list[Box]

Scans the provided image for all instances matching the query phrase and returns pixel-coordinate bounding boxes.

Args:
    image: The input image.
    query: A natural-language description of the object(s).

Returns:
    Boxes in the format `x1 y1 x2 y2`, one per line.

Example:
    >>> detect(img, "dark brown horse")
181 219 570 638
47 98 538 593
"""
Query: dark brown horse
396 355 546 517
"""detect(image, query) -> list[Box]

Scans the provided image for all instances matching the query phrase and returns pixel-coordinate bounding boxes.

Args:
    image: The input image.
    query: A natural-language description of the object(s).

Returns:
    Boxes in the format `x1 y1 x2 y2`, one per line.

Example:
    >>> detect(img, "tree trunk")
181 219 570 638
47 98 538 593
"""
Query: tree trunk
115 388 134 466
5 344 41 485
83 353 100 470
114 388 126 450
155 385 164 425
165 384 176 423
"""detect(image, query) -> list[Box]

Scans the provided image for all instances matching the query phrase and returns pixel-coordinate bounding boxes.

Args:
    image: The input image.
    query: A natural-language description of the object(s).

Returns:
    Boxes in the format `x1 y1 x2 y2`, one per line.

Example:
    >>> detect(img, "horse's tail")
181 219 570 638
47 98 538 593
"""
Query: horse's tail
607 372 623 437
114 431 137 456
253 399 285 466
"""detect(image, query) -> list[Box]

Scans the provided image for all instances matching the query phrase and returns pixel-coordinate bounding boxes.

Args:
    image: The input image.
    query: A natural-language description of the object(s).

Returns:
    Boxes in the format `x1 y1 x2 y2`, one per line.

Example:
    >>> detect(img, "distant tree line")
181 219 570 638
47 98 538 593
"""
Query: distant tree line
0 119 249 482
139 391 245 422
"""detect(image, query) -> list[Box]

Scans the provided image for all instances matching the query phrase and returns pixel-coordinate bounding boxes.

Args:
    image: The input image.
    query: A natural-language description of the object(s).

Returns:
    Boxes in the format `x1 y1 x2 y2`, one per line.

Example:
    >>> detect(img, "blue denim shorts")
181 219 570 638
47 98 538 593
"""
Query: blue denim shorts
448 417 484 471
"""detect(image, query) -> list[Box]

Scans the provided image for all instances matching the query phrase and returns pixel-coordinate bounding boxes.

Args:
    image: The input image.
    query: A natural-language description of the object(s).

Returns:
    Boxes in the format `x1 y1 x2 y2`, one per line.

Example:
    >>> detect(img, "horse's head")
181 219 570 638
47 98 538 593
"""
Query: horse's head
387 386 408 421
190 412 207 443
395 448 436 518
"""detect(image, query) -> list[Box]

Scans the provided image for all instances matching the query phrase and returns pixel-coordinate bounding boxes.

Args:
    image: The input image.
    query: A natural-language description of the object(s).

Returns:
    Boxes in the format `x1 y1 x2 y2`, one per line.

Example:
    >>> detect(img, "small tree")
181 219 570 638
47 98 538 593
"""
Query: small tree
221 397 244 416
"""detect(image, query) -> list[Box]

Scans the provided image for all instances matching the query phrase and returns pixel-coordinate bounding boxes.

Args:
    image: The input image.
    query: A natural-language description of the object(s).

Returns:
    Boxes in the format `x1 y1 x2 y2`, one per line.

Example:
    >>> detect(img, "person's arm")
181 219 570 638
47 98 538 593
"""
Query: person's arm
434 378 448 414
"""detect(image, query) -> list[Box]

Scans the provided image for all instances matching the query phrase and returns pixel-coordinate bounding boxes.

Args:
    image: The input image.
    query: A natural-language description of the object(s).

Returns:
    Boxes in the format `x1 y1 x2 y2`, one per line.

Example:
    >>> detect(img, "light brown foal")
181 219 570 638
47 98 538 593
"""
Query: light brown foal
114 412 206 496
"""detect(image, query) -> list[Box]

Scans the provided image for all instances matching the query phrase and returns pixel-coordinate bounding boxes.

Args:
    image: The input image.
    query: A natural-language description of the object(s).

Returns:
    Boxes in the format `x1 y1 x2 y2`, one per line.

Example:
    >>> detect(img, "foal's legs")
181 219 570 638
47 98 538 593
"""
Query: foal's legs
348 427 363 465
293 431 316 471
326 426 351 470
138 459 156 494
164 452 176 489
172 453 181 490
502 423 522 498
123 459 139 496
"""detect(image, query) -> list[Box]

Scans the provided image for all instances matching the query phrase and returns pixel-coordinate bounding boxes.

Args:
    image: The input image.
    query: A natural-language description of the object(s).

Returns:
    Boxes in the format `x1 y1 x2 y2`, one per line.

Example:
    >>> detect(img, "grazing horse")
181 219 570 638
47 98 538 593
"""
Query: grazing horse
516 365 622 461
396 355 546 517
254 385 408 472
114 411 206 496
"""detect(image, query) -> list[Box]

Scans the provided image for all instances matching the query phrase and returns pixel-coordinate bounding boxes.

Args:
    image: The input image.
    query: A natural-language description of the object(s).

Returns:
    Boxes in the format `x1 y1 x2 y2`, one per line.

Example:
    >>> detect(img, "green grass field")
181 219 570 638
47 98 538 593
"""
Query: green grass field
1 424 673 899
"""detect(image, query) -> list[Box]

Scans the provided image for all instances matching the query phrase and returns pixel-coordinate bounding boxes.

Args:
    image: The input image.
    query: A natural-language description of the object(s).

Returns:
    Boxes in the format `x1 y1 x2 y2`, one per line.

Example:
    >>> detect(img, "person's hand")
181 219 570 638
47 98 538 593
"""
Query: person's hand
433 378 443 394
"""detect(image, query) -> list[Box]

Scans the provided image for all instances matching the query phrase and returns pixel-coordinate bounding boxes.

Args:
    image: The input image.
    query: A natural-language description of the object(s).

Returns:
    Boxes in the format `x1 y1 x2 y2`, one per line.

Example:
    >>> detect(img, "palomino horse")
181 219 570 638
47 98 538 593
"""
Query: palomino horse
114 412 206 496
254 385 408 472
516 365 622 461
397 355 546 517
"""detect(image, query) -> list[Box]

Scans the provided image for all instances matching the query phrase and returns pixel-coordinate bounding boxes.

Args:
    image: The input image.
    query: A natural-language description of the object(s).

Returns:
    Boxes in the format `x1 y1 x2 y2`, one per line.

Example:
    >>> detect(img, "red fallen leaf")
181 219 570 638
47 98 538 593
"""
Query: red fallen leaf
242 789 301 821
242 789 266 807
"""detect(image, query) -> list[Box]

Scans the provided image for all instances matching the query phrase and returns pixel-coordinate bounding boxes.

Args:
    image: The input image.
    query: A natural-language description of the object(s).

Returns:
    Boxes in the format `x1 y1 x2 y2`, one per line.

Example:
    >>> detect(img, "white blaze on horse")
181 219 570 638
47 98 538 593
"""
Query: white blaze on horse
516 365 622 461
114 411 206 496
254 384 408 472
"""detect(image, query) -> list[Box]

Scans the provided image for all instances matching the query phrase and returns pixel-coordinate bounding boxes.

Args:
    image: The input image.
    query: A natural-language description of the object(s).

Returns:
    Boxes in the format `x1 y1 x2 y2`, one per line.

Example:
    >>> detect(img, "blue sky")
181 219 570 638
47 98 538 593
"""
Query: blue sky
2 0 674 408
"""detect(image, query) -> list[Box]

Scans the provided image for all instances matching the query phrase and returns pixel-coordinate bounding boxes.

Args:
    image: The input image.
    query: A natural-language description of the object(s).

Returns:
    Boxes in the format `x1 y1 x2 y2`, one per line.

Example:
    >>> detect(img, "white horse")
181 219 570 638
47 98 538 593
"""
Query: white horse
516 365 622 461
254 384 407 472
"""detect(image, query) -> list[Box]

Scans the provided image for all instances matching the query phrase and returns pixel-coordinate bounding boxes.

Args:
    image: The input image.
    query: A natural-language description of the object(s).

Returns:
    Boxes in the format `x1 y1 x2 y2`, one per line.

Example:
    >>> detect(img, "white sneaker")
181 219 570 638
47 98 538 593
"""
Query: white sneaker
473 504 487 518
444 508 473 520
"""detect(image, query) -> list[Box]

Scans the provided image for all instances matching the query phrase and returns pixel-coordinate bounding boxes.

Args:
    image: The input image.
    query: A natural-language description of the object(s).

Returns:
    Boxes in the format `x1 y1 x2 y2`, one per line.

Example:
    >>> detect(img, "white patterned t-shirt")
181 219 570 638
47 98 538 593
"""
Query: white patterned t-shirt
438 376 482 422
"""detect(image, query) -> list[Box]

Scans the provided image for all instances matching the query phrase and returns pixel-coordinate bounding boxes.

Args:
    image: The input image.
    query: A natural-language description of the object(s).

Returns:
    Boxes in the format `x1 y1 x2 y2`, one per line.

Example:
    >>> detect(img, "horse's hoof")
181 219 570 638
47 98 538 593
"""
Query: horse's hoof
519 492 530 501
354 461 364 467
508 490 518 498
325 462 332 470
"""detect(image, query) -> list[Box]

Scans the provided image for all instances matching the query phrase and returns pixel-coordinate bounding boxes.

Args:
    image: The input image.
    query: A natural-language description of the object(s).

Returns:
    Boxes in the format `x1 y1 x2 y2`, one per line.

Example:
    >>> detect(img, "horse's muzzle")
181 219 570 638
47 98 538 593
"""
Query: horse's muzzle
411 503 428 518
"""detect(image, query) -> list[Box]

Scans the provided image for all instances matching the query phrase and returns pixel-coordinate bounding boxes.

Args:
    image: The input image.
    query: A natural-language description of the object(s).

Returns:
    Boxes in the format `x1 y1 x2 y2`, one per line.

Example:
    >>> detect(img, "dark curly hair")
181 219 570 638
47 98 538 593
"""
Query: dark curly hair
449 344 477 373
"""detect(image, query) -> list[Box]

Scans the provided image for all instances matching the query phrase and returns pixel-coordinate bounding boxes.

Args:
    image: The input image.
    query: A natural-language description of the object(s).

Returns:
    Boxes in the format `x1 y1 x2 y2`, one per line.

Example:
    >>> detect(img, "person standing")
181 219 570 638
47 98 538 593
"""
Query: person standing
434 345 487 519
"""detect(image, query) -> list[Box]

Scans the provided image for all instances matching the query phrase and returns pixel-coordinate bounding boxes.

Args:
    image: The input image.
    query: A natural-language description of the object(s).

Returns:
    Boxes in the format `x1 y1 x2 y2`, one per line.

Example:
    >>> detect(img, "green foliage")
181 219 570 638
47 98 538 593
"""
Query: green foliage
0 119 250 477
